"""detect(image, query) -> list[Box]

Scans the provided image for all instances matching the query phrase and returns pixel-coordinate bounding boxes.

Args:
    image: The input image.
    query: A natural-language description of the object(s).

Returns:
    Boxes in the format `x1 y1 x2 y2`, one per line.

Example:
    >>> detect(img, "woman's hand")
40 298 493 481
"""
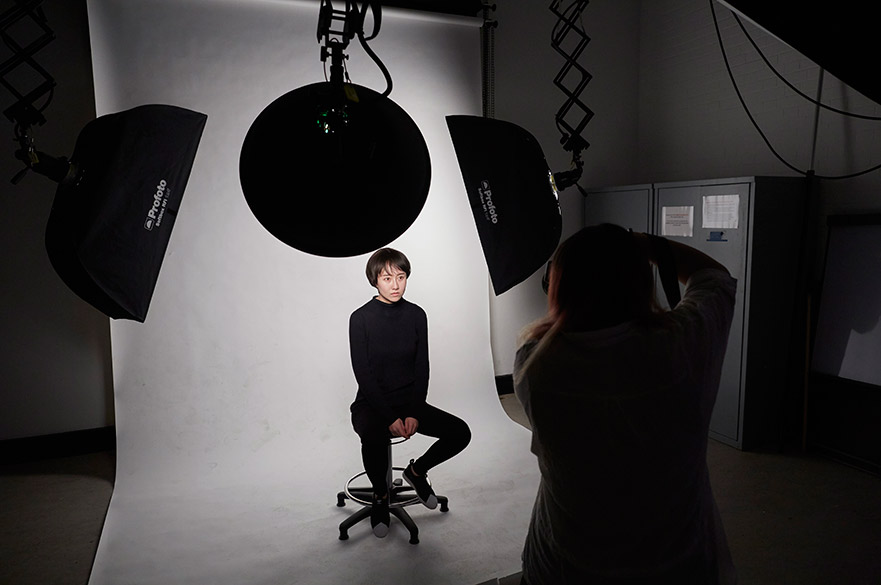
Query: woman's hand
389 418 407 438
389 417 419 439
404 417 419 437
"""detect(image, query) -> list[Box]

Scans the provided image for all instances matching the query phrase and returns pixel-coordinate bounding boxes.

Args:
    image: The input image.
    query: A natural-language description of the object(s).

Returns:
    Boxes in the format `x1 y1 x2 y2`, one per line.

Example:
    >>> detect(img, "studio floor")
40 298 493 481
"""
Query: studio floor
2 395 880 585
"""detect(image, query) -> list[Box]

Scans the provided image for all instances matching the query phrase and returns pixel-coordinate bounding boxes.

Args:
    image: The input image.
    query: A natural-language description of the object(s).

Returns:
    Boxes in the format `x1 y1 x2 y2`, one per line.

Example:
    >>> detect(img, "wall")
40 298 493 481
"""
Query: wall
637 0 881 186
488 0 881 378
489 0 642 376
0 0 112 441
636 0 881 260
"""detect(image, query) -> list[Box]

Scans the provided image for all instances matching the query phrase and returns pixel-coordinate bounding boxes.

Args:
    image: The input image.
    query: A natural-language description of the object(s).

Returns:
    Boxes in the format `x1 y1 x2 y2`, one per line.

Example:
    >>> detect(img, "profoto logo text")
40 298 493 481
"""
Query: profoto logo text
477 180 499 225
144 179 170 231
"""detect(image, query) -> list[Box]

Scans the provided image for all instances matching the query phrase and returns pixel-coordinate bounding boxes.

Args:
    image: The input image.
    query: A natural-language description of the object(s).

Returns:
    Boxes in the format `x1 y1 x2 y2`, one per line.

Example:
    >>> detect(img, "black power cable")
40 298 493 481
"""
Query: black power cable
355 2 392 97
710 0 881 180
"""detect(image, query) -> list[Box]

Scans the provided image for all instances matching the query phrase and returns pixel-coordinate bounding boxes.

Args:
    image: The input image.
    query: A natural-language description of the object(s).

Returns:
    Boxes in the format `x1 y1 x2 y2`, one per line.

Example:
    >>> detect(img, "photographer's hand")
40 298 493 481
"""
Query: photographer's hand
633 231 728 282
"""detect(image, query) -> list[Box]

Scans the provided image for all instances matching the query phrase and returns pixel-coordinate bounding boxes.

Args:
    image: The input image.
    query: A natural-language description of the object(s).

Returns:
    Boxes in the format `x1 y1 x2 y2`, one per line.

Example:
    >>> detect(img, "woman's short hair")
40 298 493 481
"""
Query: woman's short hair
366 248 411 286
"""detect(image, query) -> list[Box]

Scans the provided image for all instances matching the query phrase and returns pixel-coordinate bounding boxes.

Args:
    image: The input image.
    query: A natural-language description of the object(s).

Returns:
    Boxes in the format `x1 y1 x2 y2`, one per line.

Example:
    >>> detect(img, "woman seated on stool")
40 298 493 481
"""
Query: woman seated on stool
515 224 738 584
349 247 471 538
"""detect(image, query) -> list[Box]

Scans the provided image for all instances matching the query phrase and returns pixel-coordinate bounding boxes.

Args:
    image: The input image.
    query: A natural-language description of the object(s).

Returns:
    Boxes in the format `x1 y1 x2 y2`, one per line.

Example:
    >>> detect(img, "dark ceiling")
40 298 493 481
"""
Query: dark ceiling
371 0 485 18
721 1 881 106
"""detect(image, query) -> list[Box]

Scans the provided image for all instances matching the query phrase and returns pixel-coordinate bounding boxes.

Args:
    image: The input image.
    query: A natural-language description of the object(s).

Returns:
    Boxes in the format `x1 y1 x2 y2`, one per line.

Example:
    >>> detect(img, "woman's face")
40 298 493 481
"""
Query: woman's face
375 264 407 304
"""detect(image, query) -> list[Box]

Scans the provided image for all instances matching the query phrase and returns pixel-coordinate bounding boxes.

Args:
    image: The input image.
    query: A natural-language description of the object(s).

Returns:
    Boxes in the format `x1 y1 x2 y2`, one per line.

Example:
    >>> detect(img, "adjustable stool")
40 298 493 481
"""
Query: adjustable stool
336 437 449 544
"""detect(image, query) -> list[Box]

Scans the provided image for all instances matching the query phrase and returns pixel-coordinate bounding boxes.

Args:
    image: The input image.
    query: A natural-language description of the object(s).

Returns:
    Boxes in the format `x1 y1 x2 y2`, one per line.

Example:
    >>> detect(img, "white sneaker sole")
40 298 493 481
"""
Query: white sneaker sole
373 522 389 538
404 474 438 509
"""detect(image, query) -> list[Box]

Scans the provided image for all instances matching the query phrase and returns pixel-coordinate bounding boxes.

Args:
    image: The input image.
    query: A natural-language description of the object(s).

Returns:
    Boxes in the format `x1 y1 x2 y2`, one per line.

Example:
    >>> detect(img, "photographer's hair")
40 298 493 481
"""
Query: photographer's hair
366 248 411 287
521 223 661 348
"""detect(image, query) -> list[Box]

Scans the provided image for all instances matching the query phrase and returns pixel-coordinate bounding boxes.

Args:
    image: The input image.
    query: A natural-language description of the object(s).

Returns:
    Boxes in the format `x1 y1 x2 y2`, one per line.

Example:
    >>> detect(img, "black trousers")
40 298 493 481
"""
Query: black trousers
351 402 471 496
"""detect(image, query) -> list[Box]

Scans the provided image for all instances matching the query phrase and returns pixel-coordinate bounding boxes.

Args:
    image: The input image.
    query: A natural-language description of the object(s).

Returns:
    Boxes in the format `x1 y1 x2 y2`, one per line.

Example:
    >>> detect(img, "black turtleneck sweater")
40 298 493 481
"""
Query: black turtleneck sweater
349 297 429 425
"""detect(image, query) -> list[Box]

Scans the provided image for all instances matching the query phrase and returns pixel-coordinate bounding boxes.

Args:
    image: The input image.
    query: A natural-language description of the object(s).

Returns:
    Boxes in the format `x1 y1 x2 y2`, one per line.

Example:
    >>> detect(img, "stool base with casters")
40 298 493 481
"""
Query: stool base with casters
336 440 449 544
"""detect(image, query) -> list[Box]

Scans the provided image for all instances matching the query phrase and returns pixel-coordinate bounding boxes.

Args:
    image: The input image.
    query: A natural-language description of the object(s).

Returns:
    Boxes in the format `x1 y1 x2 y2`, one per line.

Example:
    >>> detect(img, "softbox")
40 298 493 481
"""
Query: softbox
45 104 207 322
239 82 431 257
446 115 562 295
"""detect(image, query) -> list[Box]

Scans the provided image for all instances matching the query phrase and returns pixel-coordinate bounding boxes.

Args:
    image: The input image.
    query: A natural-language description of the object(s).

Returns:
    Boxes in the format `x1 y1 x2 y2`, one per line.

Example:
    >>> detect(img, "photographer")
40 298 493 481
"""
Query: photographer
514 224 737 585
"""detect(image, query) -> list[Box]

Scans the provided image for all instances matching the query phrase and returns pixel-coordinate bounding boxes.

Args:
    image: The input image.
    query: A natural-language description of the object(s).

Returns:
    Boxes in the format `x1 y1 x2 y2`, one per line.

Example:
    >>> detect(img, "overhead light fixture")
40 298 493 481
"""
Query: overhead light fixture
239 0 431 258
3 1 206 322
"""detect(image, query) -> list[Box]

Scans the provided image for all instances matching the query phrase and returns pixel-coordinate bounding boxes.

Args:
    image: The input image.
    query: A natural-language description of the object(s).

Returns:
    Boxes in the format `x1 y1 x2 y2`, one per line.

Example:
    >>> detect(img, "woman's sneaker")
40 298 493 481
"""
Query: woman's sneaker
371 493 389 538
403 460 438 509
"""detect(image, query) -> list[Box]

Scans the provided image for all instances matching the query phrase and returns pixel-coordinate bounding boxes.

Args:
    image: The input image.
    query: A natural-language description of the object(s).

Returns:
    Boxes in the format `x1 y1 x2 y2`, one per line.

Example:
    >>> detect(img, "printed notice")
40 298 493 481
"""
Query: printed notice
702 194 740 229
662 206 694 237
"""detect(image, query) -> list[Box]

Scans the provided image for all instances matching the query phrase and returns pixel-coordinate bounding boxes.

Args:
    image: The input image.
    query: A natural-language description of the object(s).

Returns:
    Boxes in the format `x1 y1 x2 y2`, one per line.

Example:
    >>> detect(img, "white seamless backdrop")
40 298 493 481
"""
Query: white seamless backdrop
86 1 538 584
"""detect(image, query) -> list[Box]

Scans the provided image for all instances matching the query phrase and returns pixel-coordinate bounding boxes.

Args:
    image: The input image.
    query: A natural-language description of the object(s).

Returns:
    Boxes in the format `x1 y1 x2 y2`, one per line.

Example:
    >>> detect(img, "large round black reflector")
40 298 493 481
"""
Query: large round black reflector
239 82 431 257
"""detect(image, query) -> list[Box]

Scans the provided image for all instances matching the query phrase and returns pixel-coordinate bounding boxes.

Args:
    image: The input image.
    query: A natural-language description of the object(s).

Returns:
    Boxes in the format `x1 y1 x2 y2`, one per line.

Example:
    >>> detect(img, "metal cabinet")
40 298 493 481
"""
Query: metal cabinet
583 177 806 449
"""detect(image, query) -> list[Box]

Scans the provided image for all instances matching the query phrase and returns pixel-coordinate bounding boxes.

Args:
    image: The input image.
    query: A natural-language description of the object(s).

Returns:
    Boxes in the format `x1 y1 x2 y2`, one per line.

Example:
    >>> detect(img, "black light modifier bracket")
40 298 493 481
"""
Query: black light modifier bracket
316 0 357 85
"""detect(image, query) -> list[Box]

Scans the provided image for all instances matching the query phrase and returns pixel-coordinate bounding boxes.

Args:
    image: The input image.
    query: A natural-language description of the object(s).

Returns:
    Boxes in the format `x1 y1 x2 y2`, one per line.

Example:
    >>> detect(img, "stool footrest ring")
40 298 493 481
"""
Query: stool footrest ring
343 467 421 508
